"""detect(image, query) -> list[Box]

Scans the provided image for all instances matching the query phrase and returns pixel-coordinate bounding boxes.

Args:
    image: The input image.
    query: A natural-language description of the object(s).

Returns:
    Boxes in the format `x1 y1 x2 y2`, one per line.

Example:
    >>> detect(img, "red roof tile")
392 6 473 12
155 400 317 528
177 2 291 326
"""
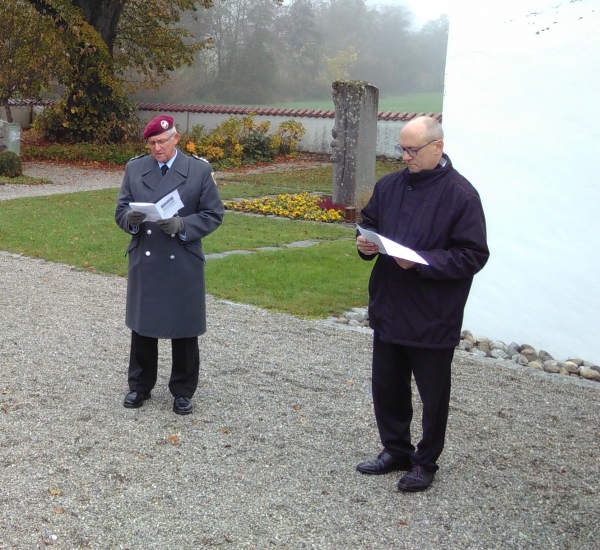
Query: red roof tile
7 99 442 122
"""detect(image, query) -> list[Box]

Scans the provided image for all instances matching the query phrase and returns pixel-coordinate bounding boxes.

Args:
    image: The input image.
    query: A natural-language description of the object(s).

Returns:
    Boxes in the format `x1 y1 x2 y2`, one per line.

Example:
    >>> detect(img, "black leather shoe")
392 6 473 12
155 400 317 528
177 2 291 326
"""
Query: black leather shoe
123 391 151 409
356 450 412 475
173 396 193 415
397 465 435 492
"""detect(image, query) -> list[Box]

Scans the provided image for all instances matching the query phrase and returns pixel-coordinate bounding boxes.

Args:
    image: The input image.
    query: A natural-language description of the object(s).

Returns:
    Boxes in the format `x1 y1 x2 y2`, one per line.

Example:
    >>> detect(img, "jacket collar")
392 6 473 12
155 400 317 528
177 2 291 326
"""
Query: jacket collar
406 153 452 186
140 149 190 200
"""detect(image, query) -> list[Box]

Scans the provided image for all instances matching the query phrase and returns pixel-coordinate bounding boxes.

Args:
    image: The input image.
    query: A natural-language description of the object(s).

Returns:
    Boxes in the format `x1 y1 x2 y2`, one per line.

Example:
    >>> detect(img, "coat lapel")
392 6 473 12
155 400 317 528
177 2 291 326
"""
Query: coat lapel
150 150 190 202
140 155 162 194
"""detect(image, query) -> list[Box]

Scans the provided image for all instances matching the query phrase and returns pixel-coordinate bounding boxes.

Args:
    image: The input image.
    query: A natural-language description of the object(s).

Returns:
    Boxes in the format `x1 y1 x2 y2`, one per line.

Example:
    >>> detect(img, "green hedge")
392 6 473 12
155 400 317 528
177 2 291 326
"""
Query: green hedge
22 142 147 165
0 151 23 177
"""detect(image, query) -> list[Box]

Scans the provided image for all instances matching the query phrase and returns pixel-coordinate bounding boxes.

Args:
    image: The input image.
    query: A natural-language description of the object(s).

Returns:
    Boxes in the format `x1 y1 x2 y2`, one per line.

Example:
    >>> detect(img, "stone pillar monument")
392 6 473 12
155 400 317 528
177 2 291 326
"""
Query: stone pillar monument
330 80 379 213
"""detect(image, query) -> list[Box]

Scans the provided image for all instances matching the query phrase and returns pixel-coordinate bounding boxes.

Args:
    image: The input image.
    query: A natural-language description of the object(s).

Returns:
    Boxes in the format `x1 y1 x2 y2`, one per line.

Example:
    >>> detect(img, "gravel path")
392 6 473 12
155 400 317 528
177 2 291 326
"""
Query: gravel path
0 160 331 201
1 164 599 549
0 163 123 201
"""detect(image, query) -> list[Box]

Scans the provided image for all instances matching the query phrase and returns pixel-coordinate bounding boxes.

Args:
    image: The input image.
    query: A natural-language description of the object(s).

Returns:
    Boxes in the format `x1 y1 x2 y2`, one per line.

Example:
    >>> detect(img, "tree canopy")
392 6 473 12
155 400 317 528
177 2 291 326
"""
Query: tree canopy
5 0 448 141
145 0 449 106
23 0 212 141
0 0 66 122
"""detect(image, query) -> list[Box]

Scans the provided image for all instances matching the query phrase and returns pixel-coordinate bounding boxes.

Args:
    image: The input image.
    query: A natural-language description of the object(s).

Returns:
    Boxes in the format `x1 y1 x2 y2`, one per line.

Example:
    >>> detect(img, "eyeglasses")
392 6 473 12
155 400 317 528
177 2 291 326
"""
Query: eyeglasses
395 139 437 158
147 133 175 147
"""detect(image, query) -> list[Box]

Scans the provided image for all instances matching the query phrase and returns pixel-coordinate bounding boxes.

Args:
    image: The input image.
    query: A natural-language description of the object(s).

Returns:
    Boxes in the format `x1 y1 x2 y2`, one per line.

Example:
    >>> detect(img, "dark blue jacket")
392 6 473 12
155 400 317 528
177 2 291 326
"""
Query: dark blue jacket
359 155 489 348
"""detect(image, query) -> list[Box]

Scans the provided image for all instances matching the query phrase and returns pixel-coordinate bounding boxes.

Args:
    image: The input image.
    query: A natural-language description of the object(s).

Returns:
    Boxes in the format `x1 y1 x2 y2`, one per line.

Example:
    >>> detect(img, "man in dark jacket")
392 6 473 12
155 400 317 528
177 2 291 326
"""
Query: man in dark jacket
115 115 224 415
356 116 489 491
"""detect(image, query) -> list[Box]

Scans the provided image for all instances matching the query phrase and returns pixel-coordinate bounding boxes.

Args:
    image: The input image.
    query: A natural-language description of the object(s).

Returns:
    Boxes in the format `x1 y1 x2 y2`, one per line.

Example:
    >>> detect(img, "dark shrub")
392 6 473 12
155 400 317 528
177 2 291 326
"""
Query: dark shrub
0 151 23 177
241 131 276 164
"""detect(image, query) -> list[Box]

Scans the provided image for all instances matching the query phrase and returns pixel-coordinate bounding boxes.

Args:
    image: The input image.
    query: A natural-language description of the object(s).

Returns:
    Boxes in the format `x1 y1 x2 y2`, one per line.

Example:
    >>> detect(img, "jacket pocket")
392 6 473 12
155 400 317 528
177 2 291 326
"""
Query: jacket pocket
184 241 205 261
420 280 442 320
126 236 139 255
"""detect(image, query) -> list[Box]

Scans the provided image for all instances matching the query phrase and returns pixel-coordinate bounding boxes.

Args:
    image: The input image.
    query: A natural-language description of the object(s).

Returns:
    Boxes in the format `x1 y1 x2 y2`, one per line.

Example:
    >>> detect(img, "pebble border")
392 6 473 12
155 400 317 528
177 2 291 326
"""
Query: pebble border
327 308 600 384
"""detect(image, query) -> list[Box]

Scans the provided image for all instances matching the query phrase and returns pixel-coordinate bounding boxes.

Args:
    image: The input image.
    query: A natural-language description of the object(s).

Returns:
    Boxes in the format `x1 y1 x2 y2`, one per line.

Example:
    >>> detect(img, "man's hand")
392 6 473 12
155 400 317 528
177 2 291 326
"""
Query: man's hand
357 236 379 255
395 257 417 270
127 210 146 226
157 216 185 235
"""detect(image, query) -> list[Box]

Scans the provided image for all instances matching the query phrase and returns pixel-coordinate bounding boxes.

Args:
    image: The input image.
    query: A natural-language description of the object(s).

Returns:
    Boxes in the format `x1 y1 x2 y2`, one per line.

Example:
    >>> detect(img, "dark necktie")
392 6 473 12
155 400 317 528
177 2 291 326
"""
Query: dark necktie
161 164 168 177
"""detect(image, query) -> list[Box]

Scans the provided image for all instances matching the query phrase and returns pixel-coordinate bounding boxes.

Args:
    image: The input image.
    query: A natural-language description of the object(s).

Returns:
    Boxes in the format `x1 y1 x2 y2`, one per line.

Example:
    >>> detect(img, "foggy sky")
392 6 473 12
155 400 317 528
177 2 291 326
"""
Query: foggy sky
366 0 447 27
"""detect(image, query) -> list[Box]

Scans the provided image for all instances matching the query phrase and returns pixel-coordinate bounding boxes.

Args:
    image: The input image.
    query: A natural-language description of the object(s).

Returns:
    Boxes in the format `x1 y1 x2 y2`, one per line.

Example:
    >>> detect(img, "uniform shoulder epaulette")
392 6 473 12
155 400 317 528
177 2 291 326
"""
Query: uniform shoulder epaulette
192 154 210 164
128 153 148 162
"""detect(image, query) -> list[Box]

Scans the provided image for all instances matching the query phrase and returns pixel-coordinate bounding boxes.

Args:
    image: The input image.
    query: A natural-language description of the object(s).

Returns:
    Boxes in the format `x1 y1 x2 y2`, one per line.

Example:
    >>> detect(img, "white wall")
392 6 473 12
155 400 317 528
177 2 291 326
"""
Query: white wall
4 106 34 128
137 109 407 157
444 0 600 362
12 103 425 157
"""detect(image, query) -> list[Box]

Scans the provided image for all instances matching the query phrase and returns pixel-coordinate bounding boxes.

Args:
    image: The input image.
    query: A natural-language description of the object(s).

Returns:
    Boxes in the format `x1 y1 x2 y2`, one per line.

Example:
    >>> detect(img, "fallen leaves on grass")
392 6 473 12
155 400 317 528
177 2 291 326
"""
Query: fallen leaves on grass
0 175 53 186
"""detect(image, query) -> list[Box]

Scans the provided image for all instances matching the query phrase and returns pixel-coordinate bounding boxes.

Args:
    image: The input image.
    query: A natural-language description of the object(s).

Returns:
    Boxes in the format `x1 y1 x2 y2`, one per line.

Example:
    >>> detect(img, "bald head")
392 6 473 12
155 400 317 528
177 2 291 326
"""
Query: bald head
399 116 444 173
405 116 444 141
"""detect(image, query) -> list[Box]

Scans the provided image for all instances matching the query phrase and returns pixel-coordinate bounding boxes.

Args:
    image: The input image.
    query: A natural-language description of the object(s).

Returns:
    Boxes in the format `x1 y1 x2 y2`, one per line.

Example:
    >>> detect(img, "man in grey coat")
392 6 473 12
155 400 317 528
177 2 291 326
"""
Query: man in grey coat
115 115 224 415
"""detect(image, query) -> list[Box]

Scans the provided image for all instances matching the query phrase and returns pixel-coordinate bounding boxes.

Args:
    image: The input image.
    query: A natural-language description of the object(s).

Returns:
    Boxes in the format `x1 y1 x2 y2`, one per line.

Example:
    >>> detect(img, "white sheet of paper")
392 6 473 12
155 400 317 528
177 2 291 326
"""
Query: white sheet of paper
357 225 429 265
129 189 184 222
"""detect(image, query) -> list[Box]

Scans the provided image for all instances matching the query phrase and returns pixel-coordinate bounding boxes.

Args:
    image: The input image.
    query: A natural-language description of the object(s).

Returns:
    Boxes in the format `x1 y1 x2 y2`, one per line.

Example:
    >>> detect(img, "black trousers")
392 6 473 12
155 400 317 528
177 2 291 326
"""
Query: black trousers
128 331 200 398
371 334 454 472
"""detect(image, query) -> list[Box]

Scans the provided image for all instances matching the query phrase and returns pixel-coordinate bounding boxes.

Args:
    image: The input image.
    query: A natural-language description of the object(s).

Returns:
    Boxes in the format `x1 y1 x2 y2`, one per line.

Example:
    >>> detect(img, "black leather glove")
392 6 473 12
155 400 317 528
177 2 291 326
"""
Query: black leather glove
157 216 185 235
127 210 146 226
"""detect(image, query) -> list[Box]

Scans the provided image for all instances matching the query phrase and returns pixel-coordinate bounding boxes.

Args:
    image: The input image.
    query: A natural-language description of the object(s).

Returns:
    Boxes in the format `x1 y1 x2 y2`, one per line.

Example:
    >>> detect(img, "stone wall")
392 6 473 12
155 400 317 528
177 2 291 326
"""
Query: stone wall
8 100 441 158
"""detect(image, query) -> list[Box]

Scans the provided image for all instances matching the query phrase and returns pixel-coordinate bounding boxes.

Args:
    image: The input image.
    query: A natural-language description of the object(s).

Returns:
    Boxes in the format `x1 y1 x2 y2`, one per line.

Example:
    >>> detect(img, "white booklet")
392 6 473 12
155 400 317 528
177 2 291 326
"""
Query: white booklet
129 189 184 222
357 225 428 265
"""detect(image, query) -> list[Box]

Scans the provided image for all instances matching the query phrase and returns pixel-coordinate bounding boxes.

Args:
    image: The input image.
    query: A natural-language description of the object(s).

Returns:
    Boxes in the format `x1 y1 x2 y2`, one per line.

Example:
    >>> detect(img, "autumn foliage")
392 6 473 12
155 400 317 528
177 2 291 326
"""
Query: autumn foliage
13 0 210 143
0 0 66 123
180 114 306 169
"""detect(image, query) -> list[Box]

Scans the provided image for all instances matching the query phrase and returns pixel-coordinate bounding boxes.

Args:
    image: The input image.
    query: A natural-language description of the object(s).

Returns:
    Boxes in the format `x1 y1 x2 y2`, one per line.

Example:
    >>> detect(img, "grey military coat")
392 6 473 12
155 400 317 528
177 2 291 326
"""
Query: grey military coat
115 150 224 339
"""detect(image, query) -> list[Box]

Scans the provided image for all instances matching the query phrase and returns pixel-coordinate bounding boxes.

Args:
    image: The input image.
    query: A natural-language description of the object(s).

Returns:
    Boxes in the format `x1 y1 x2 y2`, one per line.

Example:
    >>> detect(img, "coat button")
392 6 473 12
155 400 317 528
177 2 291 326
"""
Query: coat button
171 234 176 238
170 255 175 260
145 251 150 256
147 229 152 235
407 185 412 191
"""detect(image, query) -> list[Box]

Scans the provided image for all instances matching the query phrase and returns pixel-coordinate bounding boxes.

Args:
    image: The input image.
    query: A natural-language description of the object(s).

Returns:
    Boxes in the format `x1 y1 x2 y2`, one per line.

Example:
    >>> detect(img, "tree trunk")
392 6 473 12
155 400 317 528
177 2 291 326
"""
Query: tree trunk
0 99 13 123
72 0 127 53
26 0 126 52
26 0 133 142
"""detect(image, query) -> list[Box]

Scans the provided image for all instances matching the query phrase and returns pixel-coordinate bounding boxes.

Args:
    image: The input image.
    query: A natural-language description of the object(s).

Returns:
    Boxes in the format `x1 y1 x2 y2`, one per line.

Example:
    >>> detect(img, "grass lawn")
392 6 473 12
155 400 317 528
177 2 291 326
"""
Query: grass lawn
213 212 353 248
0 190 131 276
0 188 369 316
246 92 443 114
218 160 402 200
0 161 401 317
205 240 371 318
218 165 333 200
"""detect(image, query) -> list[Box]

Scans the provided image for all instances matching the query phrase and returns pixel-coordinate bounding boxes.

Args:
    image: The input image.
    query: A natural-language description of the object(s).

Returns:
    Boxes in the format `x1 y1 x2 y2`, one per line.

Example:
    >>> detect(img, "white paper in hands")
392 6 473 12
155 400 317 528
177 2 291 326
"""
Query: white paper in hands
129 189 184 222
357 225 428 265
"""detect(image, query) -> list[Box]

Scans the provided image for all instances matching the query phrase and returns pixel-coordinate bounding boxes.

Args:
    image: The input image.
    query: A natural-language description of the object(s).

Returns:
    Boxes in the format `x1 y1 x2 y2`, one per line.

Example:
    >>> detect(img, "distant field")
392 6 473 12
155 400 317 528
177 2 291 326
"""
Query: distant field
248 92 443 114
136 91 444 113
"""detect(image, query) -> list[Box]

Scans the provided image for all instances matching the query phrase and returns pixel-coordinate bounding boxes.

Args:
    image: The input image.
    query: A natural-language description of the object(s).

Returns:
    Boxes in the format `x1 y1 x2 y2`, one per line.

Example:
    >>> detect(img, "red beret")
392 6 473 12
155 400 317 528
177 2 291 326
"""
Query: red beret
143 115 174 139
